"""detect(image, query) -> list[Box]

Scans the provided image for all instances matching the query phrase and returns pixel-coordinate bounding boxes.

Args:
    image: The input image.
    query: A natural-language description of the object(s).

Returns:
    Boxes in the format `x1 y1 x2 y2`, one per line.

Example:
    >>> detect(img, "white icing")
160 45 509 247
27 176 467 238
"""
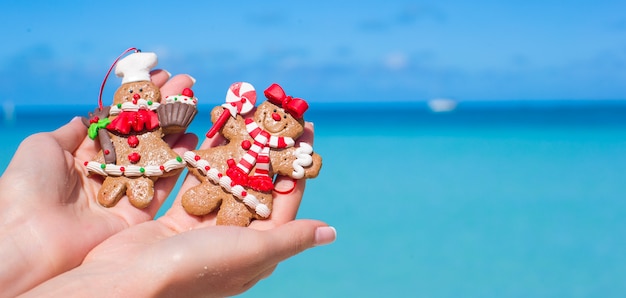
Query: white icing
84 157 185 177
109 98 161 115
164 95 198 106
183 151 270 218
292 142 314 179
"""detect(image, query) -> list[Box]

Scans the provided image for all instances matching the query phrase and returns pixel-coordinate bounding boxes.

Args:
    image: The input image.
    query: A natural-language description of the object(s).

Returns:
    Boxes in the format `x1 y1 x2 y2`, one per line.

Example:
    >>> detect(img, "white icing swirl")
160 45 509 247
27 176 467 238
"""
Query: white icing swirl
292 142 314 179
165 95 197 106
84 157 185 177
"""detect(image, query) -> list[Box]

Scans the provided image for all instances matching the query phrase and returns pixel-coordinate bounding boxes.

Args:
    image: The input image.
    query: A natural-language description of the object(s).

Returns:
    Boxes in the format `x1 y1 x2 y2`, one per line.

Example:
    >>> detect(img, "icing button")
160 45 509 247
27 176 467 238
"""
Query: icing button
128 152 141 164
128 135 139 148
241 140 251 150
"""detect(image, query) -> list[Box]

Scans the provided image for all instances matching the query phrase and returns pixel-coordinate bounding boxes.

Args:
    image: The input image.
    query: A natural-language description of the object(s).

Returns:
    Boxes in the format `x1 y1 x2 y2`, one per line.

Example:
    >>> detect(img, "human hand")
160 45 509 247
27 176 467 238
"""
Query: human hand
23 219 336 298
0 70 198 297
20 123 336 298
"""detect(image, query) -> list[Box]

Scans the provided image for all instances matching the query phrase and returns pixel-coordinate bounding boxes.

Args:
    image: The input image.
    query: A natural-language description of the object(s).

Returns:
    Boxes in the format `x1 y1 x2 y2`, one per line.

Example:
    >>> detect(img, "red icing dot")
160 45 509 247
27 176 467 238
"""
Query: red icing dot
230 102 237 107
194 155 201 161
120 167 125 172
104 149 110 155
240 98 246 103
160 165 165 171
128 152 141 164
241 140 251 150
84 161 88 166
230 181 236 187
204 165 210 171
217 173 223 178
241 191 247 197
127 135 139 148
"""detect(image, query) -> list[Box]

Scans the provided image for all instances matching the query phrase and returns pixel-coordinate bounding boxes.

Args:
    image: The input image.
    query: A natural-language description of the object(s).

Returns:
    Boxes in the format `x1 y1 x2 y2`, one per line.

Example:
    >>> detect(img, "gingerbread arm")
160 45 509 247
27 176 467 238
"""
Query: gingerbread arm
82 107 117 164
270 143 322 179
208 106 249 140
293 144 322 179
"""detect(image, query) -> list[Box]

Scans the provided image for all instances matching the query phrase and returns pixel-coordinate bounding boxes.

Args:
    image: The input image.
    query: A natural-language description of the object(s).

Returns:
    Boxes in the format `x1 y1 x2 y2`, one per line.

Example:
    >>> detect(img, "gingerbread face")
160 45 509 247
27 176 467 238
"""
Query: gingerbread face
254 101 305 138
113 81 162 105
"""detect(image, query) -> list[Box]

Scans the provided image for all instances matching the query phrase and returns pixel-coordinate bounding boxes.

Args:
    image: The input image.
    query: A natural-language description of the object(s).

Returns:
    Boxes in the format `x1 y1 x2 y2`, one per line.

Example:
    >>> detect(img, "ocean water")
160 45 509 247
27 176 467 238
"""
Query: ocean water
2 101 626 297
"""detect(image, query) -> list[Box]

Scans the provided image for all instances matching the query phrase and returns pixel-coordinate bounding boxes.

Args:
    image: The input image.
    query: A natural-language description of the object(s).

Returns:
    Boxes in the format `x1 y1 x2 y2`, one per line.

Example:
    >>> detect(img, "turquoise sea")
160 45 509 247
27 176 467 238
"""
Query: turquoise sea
2 101 626 297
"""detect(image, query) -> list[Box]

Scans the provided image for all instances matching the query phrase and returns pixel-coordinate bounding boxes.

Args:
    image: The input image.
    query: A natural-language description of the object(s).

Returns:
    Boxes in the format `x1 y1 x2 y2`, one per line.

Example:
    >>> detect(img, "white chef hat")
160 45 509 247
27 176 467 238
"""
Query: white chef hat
115 52 158 84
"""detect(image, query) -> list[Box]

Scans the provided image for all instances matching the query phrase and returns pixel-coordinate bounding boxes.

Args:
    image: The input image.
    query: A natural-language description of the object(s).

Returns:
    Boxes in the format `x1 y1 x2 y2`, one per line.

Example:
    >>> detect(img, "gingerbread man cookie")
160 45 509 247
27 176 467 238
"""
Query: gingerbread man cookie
82 51 197 209
183 82 322 226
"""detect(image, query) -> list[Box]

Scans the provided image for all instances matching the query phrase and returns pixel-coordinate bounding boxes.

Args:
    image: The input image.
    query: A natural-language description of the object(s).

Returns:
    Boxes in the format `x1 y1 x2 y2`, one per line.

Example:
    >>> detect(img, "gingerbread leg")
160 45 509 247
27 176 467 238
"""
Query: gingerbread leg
98 176 127 207
216 198 253 226
126 177 155 209
182 182 222 216
247 190 273 220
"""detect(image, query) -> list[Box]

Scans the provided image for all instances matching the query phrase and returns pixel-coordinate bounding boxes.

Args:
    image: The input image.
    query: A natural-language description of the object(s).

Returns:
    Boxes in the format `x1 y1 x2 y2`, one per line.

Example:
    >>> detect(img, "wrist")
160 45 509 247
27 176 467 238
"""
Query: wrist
0 211 57 297
22 259 164 298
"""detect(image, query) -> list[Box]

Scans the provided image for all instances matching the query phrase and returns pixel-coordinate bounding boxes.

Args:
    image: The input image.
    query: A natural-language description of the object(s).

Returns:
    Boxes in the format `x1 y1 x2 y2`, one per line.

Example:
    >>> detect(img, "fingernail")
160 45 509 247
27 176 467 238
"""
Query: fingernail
314 226 336 246
71 116 84 124
186 74 196 85
163 70 172 78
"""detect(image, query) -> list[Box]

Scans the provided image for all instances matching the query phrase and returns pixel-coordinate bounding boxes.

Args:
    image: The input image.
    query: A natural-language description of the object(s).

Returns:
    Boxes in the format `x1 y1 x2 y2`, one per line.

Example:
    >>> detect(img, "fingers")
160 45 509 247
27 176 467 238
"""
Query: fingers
159 74 196 98
261 220 336 266
258 178 306 227
255 122 316 228
149 69 171 87
49 117 89 153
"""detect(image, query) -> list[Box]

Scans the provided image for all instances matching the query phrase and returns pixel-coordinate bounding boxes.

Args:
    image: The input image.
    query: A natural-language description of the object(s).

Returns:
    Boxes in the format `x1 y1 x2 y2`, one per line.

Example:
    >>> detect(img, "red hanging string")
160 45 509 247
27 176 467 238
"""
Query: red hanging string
98 47 140 110
273 178 297 195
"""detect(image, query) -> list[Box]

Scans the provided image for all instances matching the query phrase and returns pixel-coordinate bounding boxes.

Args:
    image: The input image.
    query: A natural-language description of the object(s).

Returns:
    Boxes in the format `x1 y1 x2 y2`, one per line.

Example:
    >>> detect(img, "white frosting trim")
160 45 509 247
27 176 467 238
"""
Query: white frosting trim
183 151 270 218
109 98 161 115
165 95 198 106
292 142 314 179
85 157 185 177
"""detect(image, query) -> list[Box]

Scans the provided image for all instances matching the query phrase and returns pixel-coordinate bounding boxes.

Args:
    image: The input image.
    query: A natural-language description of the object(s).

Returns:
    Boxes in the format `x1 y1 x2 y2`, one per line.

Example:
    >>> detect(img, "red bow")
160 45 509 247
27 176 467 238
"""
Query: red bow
106 110 160 135
263 83 308 119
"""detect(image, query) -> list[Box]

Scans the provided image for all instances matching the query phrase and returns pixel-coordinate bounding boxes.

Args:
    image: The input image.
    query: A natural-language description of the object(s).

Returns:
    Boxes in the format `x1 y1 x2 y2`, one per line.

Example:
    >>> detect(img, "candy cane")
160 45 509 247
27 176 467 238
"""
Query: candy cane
206 82 257 138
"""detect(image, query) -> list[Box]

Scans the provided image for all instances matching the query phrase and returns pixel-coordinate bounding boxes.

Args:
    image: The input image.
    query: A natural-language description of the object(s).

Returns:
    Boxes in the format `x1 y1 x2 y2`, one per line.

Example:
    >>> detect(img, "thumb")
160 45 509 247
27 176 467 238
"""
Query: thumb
262 219 337 265
50 116 88 153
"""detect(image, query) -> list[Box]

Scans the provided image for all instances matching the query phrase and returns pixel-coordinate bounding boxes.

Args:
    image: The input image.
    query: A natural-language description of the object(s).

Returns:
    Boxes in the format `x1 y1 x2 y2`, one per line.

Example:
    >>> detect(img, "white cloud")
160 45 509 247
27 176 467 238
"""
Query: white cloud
383 52 409 70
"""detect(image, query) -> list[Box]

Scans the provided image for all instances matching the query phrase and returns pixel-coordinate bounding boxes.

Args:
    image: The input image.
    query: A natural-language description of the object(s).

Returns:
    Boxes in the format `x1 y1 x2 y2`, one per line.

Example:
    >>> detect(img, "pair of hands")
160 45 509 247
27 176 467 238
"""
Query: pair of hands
0 71 335 297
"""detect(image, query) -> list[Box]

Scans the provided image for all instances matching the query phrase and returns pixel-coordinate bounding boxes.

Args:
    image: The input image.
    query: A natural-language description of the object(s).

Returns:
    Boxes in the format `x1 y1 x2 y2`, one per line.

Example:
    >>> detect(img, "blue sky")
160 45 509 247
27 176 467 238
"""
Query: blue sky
1 0 626 105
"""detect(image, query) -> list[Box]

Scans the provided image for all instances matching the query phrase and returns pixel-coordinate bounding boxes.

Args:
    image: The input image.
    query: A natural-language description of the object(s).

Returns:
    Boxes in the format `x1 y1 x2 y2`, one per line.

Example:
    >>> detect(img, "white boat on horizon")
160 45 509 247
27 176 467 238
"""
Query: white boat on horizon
428 98 457 112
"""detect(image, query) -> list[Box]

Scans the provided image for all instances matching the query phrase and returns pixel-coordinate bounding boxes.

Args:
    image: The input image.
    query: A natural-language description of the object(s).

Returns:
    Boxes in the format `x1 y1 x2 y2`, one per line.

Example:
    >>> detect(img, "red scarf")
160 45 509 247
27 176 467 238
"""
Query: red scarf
106 110 160 135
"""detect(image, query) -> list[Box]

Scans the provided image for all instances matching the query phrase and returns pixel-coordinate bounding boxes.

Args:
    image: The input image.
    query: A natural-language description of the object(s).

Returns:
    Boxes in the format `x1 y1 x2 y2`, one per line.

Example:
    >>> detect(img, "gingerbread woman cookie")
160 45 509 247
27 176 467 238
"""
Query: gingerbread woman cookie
183 82 322 226
82 51 197 209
